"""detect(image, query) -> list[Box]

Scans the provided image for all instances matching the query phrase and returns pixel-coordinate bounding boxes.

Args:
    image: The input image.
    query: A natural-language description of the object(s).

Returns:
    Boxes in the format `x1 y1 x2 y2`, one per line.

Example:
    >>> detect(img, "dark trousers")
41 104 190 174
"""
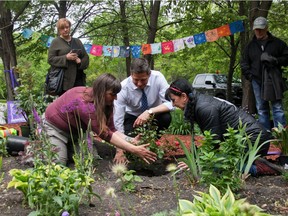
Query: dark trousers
124 112 172 137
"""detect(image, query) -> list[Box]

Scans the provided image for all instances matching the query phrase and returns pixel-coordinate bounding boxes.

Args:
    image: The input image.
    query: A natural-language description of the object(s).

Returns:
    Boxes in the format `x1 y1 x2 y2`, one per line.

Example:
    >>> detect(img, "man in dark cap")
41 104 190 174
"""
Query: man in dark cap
241 16 288 131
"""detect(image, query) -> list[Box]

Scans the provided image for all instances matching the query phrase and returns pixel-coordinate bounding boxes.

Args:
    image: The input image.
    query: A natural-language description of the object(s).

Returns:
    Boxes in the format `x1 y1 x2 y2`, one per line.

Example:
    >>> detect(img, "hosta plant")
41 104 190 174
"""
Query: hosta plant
8 164 97 216
179 184 270 216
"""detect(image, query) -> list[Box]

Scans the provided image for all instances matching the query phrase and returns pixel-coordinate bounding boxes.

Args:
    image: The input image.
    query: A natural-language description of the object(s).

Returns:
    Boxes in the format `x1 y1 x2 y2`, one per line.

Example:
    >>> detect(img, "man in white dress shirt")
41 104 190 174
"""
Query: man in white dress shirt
113 58 174 162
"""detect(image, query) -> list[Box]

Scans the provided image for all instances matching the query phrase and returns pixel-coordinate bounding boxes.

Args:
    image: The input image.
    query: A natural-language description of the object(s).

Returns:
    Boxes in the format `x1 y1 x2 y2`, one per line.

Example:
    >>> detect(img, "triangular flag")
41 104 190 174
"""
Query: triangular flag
229 20 244 34
90 45 103 56
151 43 162 54
142 44 152 55
103 46 113 57
173 39 185 52
130 45 141 58
205 29 219 42
194 33 207 45
161 41 174 54
22 28 33 39
217 24 231 37
183 36 196 48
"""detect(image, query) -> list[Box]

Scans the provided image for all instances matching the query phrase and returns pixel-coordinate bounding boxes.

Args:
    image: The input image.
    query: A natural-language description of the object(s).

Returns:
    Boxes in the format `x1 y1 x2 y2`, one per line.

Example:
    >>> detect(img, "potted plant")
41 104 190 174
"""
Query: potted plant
271 123 288 166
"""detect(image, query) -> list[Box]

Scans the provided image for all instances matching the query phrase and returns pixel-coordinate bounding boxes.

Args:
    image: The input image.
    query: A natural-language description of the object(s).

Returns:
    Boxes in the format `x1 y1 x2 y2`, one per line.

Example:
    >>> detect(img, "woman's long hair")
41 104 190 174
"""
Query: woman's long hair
90 73 121 136
167 78 196 131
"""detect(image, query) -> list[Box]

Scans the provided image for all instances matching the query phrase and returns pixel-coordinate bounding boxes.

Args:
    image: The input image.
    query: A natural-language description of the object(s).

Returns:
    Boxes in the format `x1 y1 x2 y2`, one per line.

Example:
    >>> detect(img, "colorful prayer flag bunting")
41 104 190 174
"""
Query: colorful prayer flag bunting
21 20 244 58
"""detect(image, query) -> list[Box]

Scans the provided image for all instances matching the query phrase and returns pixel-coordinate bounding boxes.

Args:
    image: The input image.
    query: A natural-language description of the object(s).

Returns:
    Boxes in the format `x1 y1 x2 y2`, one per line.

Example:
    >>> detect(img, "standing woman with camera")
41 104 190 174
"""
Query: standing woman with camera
47 18 89 96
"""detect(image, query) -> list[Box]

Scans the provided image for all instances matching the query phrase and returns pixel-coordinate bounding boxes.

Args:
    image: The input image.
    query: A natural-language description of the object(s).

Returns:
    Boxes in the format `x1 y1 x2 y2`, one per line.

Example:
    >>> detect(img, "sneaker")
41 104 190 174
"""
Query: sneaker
254 158 283 176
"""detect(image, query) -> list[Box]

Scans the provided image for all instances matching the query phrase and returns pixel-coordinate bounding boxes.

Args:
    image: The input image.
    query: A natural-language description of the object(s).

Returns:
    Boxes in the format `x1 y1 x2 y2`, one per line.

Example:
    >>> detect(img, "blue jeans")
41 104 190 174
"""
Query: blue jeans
252 80 287 130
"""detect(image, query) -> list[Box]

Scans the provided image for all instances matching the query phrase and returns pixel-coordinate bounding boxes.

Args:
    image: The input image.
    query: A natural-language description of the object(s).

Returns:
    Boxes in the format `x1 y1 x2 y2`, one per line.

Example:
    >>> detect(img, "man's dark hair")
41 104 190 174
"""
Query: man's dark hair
130 58 151 75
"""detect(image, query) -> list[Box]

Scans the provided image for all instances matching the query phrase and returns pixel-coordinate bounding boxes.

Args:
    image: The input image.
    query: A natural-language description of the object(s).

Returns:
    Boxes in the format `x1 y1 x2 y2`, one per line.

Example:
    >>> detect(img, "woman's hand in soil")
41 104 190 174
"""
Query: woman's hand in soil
134 144 157 164
113 149 129 164
177 161 189 170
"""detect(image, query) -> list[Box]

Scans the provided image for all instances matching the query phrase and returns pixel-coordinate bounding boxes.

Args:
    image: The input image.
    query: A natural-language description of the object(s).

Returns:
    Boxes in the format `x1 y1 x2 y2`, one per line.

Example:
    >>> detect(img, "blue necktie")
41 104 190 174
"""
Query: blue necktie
140 89 148 112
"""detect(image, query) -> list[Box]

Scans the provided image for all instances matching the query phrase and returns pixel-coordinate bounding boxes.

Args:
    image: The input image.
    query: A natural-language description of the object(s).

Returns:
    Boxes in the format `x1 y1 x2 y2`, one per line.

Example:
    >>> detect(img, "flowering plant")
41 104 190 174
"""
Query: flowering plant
125 116 165 163
8 101 99 215
272 123 288 155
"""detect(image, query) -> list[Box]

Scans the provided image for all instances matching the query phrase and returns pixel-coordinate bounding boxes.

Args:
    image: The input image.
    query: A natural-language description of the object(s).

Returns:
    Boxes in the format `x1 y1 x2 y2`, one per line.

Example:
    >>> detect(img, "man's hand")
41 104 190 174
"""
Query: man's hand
244 73 252 81
133 110 150 128
261 52 278 65
177 161 189 170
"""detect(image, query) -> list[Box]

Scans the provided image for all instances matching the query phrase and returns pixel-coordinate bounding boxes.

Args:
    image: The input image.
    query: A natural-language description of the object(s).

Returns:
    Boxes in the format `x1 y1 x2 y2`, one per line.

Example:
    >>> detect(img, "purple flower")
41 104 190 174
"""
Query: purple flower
115 211 120 216
87 133 93 151
82 102 96 113
32 108 41 124
61 211 69 216
60 99 83 113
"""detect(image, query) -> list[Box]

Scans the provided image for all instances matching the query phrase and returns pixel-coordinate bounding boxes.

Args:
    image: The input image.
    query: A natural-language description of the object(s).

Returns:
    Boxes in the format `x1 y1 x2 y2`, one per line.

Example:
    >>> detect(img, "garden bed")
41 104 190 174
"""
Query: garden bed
0 127 287 215
1 153 288 216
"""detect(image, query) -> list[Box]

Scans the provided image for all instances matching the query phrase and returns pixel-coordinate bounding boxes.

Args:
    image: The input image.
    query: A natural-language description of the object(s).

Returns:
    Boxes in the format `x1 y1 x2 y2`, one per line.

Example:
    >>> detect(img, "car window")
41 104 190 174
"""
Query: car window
214 75 227 83
194 75 205 85
205 75 214 83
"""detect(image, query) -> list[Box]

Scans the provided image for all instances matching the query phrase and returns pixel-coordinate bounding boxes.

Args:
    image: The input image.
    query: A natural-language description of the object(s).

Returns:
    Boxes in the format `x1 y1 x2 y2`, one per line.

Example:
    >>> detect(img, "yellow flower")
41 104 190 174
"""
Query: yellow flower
105 187 116 198
111 163 127 176
166 163 177 172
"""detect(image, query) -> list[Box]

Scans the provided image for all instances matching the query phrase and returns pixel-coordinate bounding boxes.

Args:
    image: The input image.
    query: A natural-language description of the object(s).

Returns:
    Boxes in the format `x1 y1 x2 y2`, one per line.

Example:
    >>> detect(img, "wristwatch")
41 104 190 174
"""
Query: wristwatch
148 109 154 115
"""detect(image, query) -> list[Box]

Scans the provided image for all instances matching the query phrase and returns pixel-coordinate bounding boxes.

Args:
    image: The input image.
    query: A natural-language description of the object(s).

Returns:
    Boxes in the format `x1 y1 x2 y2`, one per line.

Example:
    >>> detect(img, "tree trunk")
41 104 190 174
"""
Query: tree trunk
0 1 18 100
119 0 131 77
143 0 161 68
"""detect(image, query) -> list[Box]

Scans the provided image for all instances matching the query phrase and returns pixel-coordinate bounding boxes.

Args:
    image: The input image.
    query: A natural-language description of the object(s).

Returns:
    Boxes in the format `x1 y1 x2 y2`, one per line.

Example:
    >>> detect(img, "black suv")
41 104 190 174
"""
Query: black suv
192 73 242 106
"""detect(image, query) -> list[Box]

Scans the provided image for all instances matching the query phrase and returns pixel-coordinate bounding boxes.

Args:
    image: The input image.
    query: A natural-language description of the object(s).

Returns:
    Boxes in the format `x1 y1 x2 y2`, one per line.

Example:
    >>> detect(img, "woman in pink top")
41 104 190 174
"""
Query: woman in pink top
44 73 157 165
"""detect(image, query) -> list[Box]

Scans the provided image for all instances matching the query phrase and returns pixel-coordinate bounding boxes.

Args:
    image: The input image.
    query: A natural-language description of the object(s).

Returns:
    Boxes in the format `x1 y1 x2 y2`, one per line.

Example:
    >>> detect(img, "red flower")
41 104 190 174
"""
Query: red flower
156 141 161 146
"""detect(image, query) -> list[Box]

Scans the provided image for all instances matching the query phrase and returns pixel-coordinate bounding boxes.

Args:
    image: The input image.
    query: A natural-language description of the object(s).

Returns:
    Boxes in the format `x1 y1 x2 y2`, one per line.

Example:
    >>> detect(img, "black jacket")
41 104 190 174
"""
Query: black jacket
241 32 288 83
184 92 271 156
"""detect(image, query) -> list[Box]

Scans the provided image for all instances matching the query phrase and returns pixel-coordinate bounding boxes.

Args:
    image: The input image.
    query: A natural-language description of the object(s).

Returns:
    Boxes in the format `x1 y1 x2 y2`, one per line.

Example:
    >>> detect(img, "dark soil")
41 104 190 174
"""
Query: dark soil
1 133 288 216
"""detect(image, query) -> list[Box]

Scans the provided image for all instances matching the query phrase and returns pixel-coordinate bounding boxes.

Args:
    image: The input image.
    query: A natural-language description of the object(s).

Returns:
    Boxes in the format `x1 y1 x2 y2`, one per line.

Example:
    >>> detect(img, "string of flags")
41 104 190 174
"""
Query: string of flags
22 20 244 58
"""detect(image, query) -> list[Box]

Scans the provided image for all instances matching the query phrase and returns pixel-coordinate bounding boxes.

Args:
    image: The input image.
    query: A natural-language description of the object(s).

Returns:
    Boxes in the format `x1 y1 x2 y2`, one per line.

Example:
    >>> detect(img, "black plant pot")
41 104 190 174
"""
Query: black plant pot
20 125 31 138
278 155 288 166
6 135 29 156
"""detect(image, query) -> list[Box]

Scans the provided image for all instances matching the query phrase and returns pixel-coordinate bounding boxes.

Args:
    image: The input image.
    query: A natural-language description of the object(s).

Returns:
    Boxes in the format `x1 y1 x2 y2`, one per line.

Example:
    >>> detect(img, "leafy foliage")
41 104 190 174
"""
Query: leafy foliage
8 164 96 216
114 167 143 193
125 116 165 163
271 123 288 155
167 109 191 135
178 184 270 216
198 124 265 192
7 102 99 215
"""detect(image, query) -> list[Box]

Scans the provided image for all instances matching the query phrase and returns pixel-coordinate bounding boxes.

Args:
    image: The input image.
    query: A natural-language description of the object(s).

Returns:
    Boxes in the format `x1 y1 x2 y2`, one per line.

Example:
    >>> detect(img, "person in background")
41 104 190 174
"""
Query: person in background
48 18 89 96
166 78 281 176
113 58 174 163
43 73 157 165
241 16 288 131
